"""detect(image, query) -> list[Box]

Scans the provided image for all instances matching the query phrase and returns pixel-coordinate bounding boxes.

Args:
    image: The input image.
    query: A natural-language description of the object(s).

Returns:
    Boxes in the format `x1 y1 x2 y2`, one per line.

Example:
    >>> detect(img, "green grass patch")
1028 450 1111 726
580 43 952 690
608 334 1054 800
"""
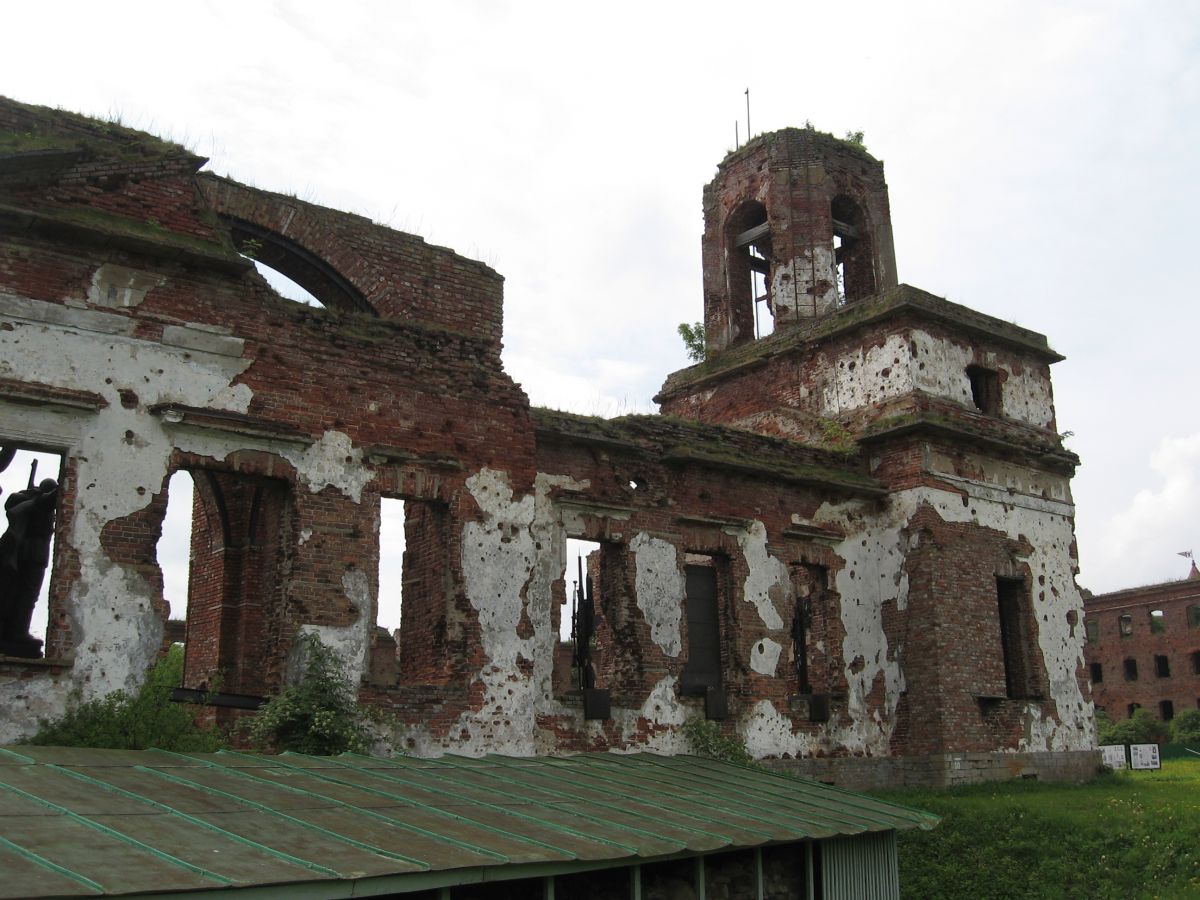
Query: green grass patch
872 760 1200 899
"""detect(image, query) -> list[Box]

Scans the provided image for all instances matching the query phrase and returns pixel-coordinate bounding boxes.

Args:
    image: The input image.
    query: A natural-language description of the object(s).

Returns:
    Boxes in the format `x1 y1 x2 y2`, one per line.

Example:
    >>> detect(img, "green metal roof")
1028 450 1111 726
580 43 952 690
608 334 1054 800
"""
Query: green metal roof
0 746 936 898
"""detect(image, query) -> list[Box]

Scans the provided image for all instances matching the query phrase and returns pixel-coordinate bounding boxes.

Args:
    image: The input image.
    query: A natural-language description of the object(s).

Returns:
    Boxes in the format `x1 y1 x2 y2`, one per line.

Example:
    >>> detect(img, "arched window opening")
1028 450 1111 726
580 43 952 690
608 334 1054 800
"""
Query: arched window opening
830 195 876 303
726 201 773 342
0 445 64 659
225 218 375 315
252 261 321 306
174 469 291 703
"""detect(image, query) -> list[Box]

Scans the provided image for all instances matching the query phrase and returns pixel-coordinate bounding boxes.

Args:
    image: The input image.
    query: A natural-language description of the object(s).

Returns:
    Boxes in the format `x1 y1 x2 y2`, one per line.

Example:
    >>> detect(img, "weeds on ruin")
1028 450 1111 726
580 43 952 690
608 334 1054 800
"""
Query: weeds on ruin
246 632 380 755
27 645 224 752
681 716 755 766
818 417 858 455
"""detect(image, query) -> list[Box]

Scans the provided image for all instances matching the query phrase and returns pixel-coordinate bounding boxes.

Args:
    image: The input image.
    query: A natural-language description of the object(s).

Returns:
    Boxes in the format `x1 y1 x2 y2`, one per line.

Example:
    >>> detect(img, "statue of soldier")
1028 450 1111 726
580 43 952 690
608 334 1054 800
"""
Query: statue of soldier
0 463 57 658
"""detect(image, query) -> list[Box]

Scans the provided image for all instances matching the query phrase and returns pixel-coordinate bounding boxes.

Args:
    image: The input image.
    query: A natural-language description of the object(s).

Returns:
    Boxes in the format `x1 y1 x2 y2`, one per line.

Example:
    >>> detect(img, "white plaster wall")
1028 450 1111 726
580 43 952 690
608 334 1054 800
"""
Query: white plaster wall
0 292 259 740
736 520 789 678
1001 364 1056 429
404 469 581 757
820 332 916 415
0 288 390 740
820 328 1056 429
631 532 683 658
738 496 912 759
738 470 1091 760
773 248 839 320
614 674 689 754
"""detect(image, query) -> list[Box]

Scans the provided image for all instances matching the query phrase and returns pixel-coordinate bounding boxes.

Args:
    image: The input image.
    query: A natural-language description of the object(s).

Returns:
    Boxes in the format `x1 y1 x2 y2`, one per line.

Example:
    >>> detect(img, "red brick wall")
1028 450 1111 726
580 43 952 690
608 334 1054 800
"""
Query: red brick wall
1085 578 1200 721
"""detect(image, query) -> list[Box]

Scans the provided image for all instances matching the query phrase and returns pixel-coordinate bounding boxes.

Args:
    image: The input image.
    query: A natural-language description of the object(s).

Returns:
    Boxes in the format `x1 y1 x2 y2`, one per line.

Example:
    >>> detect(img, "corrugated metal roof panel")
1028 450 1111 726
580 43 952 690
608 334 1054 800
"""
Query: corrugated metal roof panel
0 746 936 898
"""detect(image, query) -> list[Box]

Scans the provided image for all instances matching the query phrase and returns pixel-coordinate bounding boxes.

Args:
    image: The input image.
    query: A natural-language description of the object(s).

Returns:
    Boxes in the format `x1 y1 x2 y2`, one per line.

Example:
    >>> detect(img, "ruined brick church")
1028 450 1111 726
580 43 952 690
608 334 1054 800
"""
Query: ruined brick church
0 97 1096 786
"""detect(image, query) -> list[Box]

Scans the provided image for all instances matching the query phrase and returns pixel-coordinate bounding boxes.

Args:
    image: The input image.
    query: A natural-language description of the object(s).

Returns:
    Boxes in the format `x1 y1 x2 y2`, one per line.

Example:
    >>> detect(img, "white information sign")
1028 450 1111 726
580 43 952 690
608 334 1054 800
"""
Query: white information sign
1099 744 1127 769
1130 743 1161 770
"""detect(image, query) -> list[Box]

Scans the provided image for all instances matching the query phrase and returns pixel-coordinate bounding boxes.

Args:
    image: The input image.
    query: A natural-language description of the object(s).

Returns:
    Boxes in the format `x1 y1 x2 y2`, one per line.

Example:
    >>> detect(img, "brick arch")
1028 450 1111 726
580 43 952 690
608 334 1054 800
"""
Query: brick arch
196 173 505 343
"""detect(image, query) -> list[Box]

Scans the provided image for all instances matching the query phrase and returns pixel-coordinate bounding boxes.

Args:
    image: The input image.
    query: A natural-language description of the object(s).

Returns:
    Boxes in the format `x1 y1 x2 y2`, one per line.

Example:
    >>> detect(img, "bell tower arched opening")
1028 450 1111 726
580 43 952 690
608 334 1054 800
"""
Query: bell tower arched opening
725 200 773 340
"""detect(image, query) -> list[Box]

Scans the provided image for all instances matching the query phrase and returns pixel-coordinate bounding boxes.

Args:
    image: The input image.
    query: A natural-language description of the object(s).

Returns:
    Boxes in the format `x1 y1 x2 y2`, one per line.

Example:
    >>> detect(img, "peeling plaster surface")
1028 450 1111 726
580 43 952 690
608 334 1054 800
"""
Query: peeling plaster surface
773 249 838 319
1000 366 1055 429
798 483 1091 758
292 431 373 502
735 473 1091 760
737 521 786 630
892 486 1091 751
750 637 782 676
296 569 372 684
631 532 683 657
821 333 915 415
820 329 1055 429
742 698 816 758
417 469 577 756
87 264 165 309
614 675 688 754
0 291 254 738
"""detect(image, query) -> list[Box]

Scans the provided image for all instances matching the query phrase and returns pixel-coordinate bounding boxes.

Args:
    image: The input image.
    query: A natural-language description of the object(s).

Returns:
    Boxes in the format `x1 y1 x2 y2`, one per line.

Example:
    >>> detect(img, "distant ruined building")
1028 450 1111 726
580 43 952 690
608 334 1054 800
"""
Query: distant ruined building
1084 561 1200 726
0 98 1096 787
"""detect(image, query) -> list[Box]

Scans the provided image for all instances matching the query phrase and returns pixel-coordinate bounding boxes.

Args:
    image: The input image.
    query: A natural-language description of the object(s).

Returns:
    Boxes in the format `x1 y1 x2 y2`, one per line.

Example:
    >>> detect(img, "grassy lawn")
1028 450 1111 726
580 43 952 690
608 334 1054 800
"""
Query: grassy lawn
872 758 1200 899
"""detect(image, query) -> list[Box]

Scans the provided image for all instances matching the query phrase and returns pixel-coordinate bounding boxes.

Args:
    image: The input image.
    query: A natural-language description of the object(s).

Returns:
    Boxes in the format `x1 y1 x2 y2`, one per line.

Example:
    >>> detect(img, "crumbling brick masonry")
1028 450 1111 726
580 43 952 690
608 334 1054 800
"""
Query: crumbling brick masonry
0 100 1096 786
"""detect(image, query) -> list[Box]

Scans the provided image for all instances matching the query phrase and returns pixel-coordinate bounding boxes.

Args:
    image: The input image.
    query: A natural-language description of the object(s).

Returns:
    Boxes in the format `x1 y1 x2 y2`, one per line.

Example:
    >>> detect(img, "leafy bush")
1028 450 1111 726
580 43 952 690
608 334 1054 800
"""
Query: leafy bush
246 632 375 755
1096 707 1168 746
28 645 223 751
1170 708 1200 746
681 716 754 765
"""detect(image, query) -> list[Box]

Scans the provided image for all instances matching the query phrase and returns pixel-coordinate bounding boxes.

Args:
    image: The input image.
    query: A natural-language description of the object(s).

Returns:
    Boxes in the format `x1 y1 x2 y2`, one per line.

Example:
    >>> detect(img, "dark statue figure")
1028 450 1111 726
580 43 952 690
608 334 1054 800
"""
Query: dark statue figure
0 454 57 658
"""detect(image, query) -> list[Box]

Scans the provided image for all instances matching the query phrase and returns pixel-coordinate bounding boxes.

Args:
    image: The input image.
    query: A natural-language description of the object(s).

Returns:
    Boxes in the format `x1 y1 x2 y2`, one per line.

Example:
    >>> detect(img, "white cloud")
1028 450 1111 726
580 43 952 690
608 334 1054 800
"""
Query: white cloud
1083 433 1200 592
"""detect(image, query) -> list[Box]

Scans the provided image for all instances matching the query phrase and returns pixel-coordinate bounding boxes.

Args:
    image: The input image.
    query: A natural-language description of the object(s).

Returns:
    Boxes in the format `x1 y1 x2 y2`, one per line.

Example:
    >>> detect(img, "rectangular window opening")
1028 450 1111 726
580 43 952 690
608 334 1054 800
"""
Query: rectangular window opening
1124 658 1139 681
1149 609 1166 634
966 365 1001 415
1155 654 1171 678
1090 662 1103 683
562 538 603 695
1187 604 1200 629
1119 614 1133 638
378 498 406 636
997 577 1035 699
681 554 723 698
0 445 64 660
159 469 194 654
1085 619 1100 644
1159 699 1175 721
385 498 450 686
1192 650 1200 675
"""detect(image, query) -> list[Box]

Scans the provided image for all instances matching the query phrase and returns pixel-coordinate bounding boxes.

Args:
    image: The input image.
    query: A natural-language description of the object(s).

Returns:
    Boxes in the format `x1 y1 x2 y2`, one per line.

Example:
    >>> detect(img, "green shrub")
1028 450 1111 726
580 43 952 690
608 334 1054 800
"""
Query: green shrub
681 716 754 765
1170 708 1200 746
28 645 223 751
246 632 376 755
1097 707 1168 745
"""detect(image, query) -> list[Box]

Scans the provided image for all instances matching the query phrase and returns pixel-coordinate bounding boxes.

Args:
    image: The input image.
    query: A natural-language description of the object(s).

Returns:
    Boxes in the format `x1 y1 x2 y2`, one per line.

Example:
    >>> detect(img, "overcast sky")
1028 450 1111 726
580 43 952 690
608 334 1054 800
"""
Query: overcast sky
3 0 1199 610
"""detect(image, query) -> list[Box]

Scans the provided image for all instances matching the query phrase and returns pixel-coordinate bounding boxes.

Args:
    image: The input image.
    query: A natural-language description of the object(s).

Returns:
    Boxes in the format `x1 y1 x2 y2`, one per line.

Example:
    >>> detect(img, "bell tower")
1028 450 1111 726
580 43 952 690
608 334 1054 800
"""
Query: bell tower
702 128 897 355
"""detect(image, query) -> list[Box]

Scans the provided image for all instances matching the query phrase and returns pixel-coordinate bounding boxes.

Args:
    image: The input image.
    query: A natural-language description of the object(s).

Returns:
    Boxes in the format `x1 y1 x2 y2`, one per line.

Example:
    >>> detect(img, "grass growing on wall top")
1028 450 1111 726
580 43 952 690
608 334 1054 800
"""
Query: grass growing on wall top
873 759 1200 899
